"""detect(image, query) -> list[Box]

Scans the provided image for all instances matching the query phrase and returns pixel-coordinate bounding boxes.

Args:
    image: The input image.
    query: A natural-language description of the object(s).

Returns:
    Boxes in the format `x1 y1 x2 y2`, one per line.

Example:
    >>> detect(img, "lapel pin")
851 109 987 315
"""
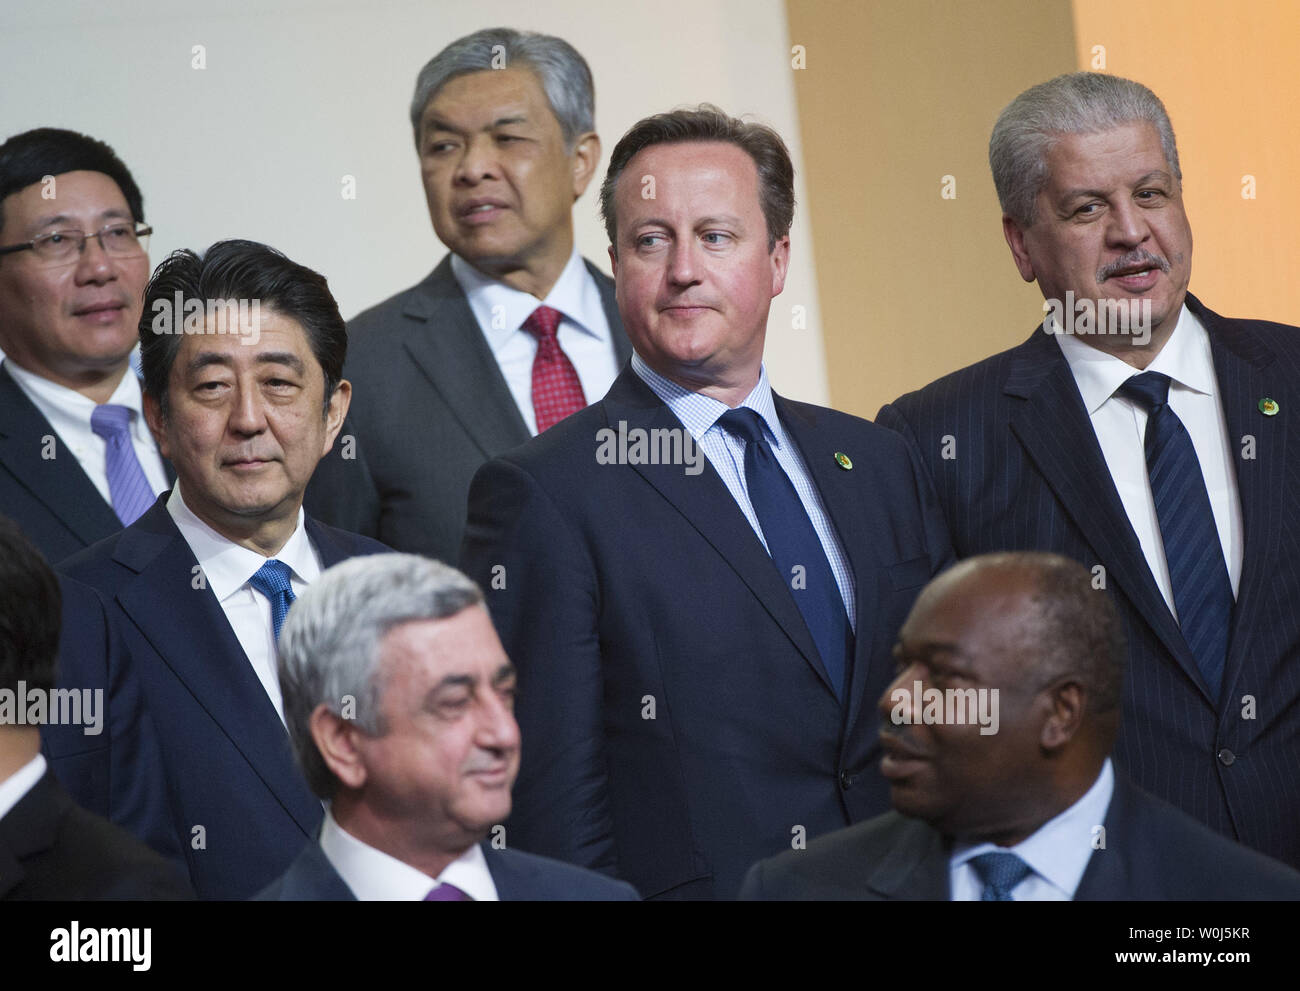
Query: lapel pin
1259 398 1279 416
834 452 853 470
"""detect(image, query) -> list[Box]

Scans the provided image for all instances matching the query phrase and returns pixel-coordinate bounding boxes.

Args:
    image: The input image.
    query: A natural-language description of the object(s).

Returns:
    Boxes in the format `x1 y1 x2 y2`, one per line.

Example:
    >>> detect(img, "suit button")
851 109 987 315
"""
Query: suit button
839 770 852 789
1217 748 1236 767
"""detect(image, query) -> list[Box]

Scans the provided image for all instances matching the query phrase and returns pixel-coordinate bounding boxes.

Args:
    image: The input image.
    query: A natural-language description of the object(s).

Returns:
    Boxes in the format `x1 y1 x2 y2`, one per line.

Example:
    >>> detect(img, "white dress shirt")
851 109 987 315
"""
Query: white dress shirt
4 359 169 506
950 758 1115 901
450 247 619 435
0 753 47 821
319 807 500 901
1056 306 1243 616
166 484 321 723
631 353 857 628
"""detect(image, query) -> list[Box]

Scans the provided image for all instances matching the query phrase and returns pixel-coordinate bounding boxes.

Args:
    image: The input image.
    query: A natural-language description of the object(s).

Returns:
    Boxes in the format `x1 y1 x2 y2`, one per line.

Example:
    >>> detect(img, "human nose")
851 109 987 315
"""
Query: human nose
454 135 499 186
73 230 117 283
478 691 521 752
1106 198 1151 249
878 658 922 725
227 380 268 436
667 239 701 287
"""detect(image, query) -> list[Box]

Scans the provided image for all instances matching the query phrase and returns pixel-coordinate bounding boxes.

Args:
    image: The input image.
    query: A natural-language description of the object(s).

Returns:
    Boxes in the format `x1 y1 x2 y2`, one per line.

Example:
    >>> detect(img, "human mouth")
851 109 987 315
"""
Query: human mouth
1099 252 1169 291
459 199 509 224
879 732 930 780
72 300 128 322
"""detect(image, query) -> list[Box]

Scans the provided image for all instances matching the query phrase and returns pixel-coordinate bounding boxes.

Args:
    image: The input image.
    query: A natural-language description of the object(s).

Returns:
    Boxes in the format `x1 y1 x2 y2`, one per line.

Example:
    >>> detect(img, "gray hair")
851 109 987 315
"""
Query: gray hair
278 554 484 799
409 27 595 149
989 72 1182 228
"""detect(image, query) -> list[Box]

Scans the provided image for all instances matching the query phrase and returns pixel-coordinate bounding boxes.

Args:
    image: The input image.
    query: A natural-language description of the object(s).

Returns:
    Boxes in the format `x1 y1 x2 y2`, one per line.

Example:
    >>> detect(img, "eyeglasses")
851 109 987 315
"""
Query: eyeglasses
0 222 152 266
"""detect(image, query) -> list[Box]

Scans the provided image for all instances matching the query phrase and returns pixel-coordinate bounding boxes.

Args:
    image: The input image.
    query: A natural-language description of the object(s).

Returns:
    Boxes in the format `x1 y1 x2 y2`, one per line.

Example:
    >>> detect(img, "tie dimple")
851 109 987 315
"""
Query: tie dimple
90 403 155 525
424 882 470 901
249 559 296 642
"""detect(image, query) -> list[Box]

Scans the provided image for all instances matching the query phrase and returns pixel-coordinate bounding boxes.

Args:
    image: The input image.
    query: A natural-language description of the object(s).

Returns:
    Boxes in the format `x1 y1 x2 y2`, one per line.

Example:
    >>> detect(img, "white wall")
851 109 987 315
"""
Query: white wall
0 0 829 403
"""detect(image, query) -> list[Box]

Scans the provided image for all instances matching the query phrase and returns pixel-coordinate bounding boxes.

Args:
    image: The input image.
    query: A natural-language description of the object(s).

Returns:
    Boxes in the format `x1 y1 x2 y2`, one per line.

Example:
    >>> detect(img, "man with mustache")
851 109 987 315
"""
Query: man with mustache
461 106 953 900
740 553 1300 899
876 72 1300 869
61 240 387 898
260 554 637 900
0 128 167 563
306 27 631 564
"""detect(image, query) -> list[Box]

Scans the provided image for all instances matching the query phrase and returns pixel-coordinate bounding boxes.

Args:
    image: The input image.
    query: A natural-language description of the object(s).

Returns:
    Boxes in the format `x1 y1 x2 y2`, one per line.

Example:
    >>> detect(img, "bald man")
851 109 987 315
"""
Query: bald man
741 552 1300 900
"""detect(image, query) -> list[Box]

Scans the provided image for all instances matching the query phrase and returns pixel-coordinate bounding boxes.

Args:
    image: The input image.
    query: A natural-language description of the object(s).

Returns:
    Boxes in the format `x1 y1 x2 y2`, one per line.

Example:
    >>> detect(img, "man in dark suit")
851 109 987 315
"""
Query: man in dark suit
460 106 953 900
259 553 637 901
306 28 631 563
741 553 1300 900
0 128 169 564
0 516 190 900
61 240 387 899
876 72 1300 870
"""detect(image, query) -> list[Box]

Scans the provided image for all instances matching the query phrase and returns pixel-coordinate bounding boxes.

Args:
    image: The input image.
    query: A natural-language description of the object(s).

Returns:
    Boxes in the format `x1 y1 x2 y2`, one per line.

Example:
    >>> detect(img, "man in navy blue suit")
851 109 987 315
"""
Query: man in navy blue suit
877 72 1300 870
741 553 1300 900
61 240 386 898
260 554 637 900
461 106 954 900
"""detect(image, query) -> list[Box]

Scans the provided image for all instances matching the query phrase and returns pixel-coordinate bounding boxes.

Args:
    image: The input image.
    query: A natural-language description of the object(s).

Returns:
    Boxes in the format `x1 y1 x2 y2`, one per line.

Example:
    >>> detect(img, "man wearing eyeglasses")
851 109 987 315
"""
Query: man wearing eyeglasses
0 128 165 564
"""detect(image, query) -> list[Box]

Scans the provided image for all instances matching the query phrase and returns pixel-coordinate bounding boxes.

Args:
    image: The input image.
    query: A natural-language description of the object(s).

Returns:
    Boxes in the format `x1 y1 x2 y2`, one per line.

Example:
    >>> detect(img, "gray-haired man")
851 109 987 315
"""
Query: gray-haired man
306 28 632 563
876 71 1300 869
259 553 638 900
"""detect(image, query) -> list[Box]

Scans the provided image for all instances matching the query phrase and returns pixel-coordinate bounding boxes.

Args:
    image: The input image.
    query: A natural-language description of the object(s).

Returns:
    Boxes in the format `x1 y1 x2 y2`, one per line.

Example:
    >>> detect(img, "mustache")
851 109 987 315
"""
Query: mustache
1097 250 1170 283
878 727 930 759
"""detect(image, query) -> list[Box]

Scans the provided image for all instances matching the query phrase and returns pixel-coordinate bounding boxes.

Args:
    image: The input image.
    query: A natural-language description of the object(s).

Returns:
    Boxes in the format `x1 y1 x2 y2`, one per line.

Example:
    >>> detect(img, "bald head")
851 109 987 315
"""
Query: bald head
879 552 1126 845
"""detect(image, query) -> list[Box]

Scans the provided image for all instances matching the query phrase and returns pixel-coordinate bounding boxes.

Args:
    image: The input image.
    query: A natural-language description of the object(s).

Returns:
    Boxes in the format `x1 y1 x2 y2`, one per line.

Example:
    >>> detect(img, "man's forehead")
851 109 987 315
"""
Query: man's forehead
1042 123 1170 188
3 170 129 228
420 68 551 131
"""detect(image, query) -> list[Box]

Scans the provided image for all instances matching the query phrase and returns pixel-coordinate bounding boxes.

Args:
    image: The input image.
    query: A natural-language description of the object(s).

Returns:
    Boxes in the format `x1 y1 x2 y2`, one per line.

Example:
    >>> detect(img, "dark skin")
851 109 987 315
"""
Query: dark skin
878 560 1114 847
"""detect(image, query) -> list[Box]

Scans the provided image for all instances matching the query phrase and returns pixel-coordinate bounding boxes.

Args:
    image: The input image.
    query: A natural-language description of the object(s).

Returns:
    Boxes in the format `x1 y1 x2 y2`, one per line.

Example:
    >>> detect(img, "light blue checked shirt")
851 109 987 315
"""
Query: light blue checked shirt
631 353 857 630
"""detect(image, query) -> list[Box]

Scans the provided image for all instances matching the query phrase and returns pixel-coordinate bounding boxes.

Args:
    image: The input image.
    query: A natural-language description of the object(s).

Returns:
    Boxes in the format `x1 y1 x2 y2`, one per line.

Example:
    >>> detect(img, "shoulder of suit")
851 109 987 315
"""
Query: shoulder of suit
489 845 637 899
881 336 1035 420
305 516 392 557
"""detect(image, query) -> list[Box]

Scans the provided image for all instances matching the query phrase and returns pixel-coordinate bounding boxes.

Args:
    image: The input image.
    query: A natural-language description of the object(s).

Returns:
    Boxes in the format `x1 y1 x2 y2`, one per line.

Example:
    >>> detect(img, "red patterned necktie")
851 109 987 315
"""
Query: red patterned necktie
523 305 586 432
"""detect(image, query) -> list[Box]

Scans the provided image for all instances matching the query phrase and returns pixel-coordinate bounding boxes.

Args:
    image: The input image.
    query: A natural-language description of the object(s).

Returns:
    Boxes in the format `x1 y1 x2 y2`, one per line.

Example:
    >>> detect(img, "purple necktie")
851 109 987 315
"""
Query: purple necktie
89 404 155 525
424 882 470 901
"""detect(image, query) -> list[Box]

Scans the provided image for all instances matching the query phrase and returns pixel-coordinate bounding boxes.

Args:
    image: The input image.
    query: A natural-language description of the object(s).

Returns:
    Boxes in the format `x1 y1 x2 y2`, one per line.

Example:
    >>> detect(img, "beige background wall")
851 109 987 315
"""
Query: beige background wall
0 0 830 403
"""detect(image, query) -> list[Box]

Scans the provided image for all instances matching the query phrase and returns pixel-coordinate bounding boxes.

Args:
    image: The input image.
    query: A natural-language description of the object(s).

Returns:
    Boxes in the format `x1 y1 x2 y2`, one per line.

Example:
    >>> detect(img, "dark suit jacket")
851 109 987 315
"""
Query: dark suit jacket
257 836 640 901
41 575 180 864
876 294 1300 869
0 769 192 900
59 497 387 900
739 770 1300 900
0 362 169 564
460 367 955 900
305 255 632 564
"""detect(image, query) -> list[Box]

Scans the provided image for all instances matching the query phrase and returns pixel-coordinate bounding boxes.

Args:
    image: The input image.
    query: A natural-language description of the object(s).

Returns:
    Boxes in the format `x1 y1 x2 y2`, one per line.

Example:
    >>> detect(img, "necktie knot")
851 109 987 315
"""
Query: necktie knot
1117 371 1173 412
249 559 296 641
522 305 563 344
90 403 135 440
969 851 1033 901
424 882 470 901
716 407 769 449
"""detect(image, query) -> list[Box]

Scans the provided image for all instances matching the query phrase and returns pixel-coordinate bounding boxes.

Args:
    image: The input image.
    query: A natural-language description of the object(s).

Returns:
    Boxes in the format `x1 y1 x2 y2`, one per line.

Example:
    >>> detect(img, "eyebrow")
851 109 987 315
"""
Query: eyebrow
186 351 306 374
626 214 747 235
423 113 530 136
1058 170 1174 203
28 207 132 231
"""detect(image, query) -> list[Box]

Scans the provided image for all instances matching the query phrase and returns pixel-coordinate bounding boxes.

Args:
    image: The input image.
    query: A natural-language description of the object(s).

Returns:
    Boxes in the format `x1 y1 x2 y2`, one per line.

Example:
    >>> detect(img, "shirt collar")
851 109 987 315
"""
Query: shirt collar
166 483 317 602
952 758 1115 898
629 352 786 449
0 753 47 822
319 808 499 901
4 360 147 420
1056 302 1215 415
449 247 609 355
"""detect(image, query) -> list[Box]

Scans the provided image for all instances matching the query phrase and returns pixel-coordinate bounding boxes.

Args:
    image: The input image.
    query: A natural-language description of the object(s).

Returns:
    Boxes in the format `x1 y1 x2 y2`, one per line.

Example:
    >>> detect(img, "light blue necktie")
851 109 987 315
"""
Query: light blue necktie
89 404 155 525
970 851 1034 901
249 559 296 641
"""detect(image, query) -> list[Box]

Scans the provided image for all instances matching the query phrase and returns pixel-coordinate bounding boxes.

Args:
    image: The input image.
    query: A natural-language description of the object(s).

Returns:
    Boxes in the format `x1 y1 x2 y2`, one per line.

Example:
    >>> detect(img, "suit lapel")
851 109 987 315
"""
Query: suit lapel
111 501 320 834
1193 297 1285 705
0 772 64 897
776 397 878 725
586 260 632 365
1074 771 1136 899
0 365 123 546
601 370 830 691
1004 330 1207 697
864 814 951 899
399 258 531 457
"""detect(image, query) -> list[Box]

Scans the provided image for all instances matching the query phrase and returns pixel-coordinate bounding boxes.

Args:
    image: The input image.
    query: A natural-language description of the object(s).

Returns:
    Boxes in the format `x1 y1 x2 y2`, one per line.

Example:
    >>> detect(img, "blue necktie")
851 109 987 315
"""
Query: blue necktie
1117 372 1231 697
89 404 155 525
717 408 852 699
249 560 297 642
970 851 1033 901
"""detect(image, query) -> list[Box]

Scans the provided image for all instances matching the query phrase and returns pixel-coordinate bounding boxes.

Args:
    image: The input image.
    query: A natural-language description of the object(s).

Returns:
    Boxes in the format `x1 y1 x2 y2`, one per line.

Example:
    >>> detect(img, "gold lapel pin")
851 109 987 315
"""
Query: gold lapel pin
834 452 853 470
1259 398 1279 416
